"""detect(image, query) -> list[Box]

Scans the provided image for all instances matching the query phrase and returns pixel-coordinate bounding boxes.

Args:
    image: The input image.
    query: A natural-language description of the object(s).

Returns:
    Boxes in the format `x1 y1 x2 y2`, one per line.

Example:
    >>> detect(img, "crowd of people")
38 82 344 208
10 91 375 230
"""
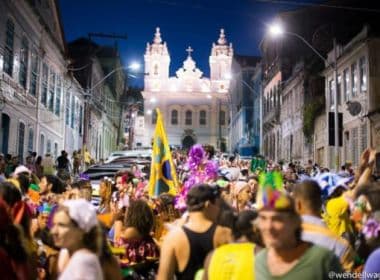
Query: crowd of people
0 144 379 279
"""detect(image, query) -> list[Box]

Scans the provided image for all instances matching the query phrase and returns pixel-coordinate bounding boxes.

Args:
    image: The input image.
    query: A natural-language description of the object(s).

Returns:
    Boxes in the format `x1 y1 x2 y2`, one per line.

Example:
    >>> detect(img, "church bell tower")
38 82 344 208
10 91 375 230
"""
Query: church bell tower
209 29 233 92
144 27 170 91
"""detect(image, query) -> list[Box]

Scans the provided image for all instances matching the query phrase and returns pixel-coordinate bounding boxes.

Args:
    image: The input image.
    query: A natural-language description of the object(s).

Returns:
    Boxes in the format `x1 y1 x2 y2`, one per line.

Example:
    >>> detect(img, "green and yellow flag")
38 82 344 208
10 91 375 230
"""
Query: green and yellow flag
148 108 179 197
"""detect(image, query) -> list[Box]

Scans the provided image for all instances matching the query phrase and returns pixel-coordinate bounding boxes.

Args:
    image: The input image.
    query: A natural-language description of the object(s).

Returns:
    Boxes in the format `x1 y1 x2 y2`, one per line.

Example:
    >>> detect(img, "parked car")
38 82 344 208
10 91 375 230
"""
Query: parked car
105 149 152 163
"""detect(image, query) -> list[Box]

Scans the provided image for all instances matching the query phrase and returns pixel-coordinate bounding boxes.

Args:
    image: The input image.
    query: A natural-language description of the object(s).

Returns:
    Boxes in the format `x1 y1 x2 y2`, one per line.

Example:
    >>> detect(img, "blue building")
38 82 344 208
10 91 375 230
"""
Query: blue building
228 55 261 156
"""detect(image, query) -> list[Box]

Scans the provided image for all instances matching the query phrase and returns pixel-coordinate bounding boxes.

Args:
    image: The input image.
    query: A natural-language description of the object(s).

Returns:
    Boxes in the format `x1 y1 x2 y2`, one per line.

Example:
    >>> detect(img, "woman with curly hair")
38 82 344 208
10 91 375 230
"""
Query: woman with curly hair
98 178 113 215
115 199 159 264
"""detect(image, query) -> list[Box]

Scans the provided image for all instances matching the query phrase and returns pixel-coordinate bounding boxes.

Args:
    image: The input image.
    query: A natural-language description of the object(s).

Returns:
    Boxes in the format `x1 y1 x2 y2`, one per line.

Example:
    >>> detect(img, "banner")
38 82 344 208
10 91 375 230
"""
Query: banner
148 108 179 197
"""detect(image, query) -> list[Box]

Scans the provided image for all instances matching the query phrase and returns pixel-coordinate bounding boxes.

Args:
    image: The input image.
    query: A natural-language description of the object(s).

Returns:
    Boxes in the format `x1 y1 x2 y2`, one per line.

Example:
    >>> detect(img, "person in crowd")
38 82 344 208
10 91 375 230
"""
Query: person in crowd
255 188 343 279
56 151 71 180
98 177 113 215
351 182 380 278
51 199 103 280
25 155 36 174
5 155 18 178
84 148 92 170
152 193 181 245
112 170 135 210
41 153 56 176
204 210 262 280
98 227 123 280
232 181 252 212
73 179 93 202
72 150 81 176
35 156 44 179
39 175 66 203
293 180 356 271
115 199 159 263
33 203 60 280
157 184 231 280
0 181 38 278
0 197 32 279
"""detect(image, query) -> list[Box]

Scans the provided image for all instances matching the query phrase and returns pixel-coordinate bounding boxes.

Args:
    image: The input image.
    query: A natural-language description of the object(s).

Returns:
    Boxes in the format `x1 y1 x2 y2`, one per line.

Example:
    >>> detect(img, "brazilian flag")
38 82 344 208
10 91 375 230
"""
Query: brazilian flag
148 108 179 197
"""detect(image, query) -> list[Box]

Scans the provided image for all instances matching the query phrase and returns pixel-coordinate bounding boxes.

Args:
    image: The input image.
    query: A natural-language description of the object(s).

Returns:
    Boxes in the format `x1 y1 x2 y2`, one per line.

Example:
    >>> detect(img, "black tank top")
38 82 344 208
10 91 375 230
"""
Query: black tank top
176 223 217 280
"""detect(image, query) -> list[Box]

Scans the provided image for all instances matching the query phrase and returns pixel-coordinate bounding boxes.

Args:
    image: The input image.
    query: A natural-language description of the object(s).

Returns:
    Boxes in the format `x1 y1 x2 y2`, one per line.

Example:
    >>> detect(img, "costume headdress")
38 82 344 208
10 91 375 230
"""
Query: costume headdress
256 171 291 210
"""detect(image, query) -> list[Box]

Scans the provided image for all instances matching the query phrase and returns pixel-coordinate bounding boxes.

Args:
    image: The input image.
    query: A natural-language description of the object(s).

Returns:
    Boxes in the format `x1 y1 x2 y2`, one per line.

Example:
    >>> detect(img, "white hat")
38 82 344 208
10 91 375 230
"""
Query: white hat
62 199 98 233
13 165 31 176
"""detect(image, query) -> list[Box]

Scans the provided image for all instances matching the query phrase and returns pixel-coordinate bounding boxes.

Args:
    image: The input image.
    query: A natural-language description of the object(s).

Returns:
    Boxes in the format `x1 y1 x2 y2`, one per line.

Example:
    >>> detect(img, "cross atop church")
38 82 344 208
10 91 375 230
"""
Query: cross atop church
186 46 193 57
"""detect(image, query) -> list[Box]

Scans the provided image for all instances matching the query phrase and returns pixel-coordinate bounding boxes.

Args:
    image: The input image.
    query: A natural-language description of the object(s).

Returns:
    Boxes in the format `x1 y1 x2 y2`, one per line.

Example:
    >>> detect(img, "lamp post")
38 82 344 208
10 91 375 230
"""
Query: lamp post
83 62 142 153
268 23 340 171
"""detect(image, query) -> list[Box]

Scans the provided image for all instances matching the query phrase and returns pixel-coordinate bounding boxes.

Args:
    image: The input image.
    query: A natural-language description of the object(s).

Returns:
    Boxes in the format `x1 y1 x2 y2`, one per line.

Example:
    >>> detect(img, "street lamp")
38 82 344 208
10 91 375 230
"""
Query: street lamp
268 22 340 171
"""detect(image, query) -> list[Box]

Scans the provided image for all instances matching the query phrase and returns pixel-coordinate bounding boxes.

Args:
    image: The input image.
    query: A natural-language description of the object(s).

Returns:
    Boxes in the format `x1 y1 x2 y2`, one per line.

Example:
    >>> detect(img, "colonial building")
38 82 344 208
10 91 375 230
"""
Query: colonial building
67 39 123 160
0 0 68 160
142 28 233 150
322 26 380 168
280 62 305 163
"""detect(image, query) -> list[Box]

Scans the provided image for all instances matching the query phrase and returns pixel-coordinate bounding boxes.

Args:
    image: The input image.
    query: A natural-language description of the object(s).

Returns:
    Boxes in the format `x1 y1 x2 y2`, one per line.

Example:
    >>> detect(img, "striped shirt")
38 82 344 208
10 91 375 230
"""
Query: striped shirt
301 215 355 272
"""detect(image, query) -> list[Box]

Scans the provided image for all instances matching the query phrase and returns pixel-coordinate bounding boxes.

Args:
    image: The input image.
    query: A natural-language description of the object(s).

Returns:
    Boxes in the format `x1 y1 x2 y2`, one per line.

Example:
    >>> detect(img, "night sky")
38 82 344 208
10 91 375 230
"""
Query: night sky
59 0 318 86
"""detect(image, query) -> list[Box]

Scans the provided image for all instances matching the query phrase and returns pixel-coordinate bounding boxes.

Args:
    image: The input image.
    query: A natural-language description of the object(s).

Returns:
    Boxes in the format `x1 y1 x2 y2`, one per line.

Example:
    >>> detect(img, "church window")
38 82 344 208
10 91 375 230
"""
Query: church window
154 64 159 75
185 110 192 125
152 110 157 124
171 110 178 125
199 110 206 125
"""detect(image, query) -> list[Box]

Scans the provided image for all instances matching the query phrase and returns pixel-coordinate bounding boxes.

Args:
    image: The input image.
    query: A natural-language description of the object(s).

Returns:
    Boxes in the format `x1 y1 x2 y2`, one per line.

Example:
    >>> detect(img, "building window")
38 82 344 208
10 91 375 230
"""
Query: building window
18 122 25 161
152 110 157 124
359 56 367 92
360 124 367 155
47 139 51 153
220 110 226 126
28 127 34 153
40 134 45 155
185 110 192 125
55 77 61 116
343 68 350 102
29 50 39 96
65 91 70 126
329 79 334 108
352 127 359 166
49 72 55 112
54 143 58 159
70 96 75 128
41 63 48 106
3 19 15 76
19 37 29 88
171 110 178 125
199 110 206 125
351 62 358 97
337 74 342 105
79 105 83 135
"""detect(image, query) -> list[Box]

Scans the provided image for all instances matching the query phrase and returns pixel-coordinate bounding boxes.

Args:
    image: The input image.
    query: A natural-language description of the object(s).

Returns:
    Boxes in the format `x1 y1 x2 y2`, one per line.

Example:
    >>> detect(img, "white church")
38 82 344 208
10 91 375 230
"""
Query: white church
141 27 233 150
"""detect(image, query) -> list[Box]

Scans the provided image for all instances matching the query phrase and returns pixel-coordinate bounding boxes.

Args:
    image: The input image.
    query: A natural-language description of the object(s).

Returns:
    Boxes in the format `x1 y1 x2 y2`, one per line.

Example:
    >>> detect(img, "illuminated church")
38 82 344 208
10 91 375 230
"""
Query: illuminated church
141 27 233 150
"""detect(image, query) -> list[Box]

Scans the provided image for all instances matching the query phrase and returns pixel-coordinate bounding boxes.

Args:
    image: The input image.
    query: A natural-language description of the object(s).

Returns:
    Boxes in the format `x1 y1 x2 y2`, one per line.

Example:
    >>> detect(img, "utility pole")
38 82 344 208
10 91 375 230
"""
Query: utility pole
83 32 127 160
333 38 340 171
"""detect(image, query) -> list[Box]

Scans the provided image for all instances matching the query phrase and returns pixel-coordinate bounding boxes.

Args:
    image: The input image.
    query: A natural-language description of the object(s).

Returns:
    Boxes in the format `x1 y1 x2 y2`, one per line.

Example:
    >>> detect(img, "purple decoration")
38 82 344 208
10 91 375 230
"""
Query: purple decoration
79 173 90 181
363 218 380 240
175 145 219 210
187 144 206 171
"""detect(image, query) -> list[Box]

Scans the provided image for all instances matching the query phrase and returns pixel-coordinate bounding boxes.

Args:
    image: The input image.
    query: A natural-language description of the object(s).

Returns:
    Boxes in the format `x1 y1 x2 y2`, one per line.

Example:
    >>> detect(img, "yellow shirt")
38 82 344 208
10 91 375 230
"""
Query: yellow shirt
208 243 255 280
323 195 352 237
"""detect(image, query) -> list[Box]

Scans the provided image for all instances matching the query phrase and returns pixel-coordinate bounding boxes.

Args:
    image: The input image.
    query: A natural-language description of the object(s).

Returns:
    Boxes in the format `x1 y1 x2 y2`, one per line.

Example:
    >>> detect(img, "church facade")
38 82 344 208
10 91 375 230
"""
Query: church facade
142 28 233 150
